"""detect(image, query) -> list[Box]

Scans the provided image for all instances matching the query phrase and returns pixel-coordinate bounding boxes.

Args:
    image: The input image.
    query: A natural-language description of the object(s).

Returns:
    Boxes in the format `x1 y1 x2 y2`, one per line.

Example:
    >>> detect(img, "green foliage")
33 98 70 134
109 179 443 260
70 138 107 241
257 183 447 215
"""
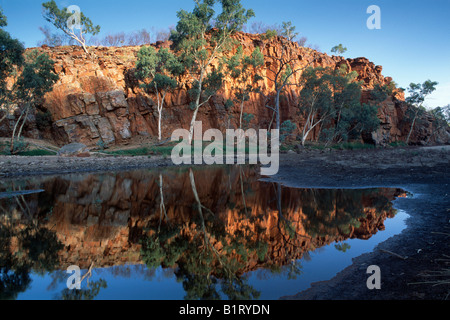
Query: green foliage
170 0 254 66
298 67 333 120
10 137 28 154
35 110 53 130
16 50 59 102
0 215 64 299
223 46 264 127
299 66 380 145
41 0 100 53
335 243 351 252
389 141 407 148
431 104 450 126
331 44 347 55
224 98 234 110
0 7 7 27
59 279 107 300
170 0 254 125
281 21 298 41
136 46 181 94
371 84 392 103
17 149 57 156
406 80 438 107
404 80 438 119
280 120 296 143
261 29 278 40
136 46 182 139
427 104 450 143
42 0 101 37
105 145 174 156
225 46 264 88
0 25 25 102
404 80 438 144
242 112 254 130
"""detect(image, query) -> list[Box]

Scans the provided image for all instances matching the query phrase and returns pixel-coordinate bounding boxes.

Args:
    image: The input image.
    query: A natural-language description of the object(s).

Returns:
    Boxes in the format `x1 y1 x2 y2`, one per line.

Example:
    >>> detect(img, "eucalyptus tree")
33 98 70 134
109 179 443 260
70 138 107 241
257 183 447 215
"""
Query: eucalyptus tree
281 21 298 42
0 7 6 27
427 104 449 145
405 80 438 144
0 7 24 125
224 46 264 129
170 0 255 143
298 66 381 146
0 8 58 153
10 50 59 153
298 67 334 146
135 46 183 141
262 29 317 132
331 44 347 55
42 0 100 54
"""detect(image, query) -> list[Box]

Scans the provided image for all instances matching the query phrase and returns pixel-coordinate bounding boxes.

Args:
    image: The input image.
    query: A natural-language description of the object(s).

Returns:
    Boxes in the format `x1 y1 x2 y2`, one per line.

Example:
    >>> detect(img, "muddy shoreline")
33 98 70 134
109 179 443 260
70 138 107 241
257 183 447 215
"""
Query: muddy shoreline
274 147 450 300
1 146 449 300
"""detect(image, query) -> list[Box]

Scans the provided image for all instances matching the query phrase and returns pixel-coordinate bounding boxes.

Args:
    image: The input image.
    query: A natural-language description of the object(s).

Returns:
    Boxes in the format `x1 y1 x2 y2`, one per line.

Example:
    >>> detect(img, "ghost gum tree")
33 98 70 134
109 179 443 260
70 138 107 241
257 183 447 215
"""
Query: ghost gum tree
405 80 438 144
298 66 383 146
135 46 183 141
170 0 255 143
263 21 316 132
42 0 100 55
223 45 264 129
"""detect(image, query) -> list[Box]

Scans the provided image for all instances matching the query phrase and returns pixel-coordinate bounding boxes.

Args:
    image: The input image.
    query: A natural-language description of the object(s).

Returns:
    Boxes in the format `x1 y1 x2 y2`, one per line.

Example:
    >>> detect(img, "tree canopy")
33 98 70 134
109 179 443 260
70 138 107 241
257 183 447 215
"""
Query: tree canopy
42 0 100 54
170 0 255 142
298 66 382 145
331 44 347 55
136 46 183 140
404 80 438 144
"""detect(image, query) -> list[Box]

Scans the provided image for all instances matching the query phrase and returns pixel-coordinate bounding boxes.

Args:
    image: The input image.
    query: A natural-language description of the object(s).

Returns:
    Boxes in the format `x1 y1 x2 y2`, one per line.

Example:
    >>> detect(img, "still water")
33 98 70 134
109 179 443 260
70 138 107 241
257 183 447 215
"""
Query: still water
0 165 408 300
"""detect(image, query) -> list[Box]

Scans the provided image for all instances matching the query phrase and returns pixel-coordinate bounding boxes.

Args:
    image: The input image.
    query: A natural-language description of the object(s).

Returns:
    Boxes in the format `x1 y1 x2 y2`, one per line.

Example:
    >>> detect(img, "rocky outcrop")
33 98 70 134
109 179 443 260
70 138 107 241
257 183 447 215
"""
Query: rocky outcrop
2 32 447 146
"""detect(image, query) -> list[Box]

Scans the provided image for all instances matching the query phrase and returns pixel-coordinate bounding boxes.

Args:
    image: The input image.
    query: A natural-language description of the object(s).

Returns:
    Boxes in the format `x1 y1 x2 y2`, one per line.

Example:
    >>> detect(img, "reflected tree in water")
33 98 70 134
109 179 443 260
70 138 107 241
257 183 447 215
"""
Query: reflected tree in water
140 169 263 300
57 279 107 300
0 192 63 299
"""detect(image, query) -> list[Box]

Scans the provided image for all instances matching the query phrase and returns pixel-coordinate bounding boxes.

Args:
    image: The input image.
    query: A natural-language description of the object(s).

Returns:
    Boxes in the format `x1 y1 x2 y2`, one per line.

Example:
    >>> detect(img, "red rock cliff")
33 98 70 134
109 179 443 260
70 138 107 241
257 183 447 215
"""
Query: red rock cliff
4 32 446 146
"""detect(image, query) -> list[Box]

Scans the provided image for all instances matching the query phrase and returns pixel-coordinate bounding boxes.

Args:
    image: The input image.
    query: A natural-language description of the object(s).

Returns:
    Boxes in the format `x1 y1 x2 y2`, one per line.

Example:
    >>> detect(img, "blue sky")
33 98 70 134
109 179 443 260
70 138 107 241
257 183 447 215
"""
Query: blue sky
1 0 449 108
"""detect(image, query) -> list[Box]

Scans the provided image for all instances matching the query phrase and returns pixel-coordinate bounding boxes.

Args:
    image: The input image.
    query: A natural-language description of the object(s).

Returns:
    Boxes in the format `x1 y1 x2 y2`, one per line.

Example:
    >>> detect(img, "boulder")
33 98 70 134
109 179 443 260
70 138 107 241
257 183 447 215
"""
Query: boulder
57 143 90 157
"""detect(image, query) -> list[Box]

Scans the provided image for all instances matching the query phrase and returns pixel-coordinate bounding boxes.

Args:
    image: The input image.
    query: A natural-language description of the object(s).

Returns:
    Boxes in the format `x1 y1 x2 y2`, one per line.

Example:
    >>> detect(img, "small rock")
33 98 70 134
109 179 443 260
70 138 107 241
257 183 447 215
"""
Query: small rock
57 143 90 157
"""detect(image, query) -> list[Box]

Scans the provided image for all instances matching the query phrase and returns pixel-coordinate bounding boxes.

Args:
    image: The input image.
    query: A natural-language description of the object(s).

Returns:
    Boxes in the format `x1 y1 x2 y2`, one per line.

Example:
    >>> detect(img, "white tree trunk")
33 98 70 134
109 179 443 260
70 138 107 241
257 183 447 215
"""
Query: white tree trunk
188 106 200 144
158 106 163 141
406 114 417 145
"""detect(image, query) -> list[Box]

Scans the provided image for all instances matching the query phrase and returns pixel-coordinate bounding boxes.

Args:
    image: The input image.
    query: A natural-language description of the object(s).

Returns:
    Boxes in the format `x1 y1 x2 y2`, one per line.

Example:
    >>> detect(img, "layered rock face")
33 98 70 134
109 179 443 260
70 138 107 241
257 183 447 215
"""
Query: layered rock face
3 32 447 146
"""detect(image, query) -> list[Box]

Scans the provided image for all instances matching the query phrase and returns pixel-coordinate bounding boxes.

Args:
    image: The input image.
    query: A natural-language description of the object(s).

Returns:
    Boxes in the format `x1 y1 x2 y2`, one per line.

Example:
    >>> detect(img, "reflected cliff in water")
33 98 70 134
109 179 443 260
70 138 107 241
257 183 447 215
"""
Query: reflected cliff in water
0 166 406 300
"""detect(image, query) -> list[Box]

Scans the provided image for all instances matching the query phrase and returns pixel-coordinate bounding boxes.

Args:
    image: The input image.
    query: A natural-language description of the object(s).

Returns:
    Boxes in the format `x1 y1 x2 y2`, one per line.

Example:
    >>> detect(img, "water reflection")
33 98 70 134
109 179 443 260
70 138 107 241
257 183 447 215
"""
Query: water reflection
0 166 405 300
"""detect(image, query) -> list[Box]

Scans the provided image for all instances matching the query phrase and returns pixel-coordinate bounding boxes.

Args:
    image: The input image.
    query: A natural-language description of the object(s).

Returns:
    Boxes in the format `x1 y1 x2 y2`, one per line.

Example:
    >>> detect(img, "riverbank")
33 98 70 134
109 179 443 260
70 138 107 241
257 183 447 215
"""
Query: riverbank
0 145 449 300
274 146 450 300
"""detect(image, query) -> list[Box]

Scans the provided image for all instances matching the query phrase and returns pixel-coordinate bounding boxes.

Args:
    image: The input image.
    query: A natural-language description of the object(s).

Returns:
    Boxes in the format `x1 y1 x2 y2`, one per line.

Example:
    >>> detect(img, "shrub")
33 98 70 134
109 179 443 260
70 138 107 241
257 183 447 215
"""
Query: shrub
35 110 53 130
